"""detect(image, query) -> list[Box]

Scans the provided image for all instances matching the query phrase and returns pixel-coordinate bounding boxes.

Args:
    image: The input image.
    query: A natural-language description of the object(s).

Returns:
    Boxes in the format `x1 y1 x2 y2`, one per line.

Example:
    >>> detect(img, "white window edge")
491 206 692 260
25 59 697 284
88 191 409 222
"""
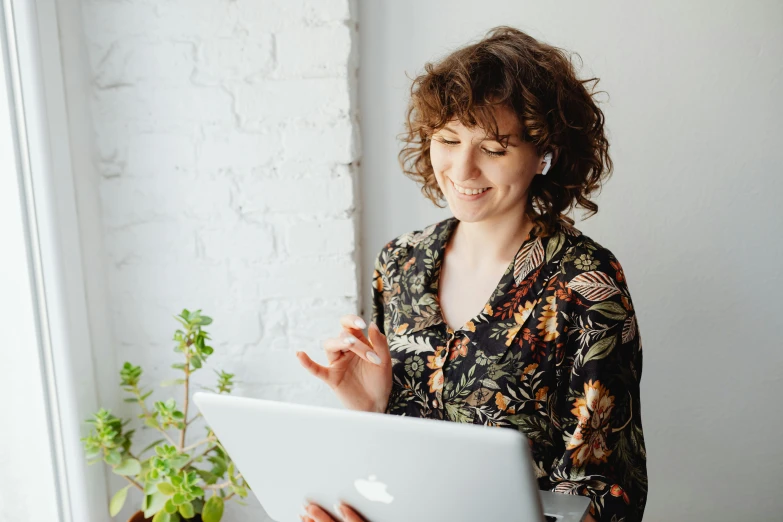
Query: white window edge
2 0 108 520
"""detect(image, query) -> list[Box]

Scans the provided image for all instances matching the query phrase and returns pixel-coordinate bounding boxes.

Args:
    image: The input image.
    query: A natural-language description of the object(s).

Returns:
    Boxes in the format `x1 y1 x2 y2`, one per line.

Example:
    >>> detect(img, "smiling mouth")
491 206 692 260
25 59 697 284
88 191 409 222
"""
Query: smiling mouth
451 179 492 196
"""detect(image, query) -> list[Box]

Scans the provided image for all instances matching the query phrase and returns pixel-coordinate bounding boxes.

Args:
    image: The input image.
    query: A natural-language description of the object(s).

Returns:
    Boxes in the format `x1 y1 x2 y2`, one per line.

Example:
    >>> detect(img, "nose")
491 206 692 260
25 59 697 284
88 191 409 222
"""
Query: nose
447 146 481 183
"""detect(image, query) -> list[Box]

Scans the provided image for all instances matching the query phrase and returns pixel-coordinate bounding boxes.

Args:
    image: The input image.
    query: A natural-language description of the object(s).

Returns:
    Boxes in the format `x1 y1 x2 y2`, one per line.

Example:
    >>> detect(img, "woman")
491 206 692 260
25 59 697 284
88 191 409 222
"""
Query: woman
296 26 647 522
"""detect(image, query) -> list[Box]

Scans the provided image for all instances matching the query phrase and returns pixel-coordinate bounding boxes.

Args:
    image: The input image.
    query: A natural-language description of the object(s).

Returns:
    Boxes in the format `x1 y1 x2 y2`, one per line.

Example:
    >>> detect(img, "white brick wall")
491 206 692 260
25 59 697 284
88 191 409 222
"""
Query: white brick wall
76 0 360 519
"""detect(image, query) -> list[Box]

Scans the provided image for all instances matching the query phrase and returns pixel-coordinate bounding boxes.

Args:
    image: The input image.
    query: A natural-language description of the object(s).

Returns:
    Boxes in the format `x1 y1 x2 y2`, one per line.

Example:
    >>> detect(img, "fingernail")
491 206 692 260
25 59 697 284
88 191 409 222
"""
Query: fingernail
302 503 310 514
366 351 381 365
333 503 344 520
343 335 356 346
354 318 367 329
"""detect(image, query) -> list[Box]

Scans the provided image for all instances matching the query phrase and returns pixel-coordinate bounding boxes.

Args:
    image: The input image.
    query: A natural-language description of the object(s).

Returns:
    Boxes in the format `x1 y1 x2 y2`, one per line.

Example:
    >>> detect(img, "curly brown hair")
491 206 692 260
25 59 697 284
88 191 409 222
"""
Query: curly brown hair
397 26 613 236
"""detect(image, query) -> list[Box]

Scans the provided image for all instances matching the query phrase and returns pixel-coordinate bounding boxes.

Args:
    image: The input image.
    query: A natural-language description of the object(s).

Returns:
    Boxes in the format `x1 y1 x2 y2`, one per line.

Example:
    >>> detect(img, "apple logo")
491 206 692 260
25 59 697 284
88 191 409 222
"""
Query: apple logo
354 475 394 504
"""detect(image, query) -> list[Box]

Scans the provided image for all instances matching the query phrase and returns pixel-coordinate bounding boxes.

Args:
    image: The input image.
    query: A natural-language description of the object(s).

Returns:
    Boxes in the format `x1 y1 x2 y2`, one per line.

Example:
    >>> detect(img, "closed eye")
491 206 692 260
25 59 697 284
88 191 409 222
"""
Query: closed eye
435 138 506 157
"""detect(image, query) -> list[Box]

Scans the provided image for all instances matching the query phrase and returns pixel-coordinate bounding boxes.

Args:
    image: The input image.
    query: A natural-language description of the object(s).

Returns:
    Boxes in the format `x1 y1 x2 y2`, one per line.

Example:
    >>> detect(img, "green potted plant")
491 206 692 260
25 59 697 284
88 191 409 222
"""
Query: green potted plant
82 309 250 522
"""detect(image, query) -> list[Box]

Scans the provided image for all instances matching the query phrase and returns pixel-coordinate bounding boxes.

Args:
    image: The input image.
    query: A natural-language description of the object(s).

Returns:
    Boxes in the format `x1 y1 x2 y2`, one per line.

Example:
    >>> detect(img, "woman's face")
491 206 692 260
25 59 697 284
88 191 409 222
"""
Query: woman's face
430 106 546 225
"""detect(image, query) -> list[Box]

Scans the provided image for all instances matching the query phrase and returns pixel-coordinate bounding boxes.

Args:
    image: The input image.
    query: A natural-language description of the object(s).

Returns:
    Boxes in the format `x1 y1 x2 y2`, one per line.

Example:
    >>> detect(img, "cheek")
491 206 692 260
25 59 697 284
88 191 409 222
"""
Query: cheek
429 145 449 184
429 147 443 170
498 162 534 187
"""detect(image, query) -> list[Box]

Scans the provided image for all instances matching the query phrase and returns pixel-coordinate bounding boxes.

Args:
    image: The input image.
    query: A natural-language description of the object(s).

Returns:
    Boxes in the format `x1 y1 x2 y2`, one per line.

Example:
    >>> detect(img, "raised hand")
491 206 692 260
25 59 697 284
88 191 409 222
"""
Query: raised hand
296 314 392 413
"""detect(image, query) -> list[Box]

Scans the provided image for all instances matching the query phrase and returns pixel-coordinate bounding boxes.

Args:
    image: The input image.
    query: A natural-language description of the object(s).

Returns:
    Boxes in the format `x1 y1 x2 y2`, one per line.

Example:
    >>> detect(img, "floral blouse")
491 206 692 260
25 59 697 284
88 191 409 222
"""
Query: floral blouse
370 216 648 522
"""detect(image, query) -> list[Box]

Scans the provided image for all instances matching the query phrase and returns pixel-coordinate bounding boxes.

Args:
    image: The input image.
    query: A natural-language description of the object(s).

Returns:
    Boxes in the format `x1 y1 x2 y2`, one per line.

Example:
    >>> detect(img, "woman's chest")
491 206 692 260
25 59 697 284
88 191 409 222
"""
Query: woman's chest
386 302 567 428
437 256 509 331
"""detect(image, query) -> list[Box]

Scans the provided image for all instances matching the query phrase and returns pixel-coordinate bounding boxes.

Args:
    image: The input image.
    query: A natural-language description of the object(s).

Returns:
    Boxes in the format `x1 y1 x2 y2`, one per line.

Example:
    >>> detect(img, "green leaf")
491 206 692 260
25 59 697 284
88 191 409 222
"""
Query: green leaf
105 450 122 466
124 397 139 403
165 499 178 514
208 455 227 477
109 486 130 517
200 316 213 326
170 455 190 470
144 491 167 518
202 496 224 522
114 458 141 476
583 336 617 364
152 510 171 522
195 469 219 485
157 482 175 496
160 379 185 387
178 502 195 519
191 357 202 369
587 301 627 321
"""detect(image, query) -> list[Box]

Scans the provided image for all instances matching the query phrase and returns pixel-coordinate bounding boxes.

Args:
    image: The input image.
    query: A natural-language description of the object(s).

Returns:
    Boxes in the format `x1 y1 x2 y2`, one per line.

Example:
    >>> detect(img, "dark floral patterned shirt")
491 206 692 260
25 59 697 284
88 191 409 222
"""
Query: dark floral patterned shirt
370 216 648 522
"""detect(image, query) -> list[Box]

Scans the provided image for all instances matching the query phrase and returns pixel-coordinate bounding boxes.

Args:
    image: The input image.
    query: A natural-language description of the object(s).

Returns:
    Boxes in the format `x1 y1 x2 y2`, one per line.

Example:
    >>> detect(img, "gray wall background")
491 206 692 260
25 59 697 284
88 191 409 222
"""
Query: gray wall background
358 1 783 520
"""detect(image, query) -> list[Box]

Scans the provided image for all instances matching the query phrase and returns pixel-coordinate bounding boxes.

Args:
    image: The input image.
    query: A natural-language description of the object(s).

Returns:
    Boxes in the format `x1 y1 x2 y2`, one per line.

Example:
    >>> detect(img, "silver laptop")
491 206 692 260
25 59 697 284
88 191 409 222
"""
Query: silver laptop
193 392 589 522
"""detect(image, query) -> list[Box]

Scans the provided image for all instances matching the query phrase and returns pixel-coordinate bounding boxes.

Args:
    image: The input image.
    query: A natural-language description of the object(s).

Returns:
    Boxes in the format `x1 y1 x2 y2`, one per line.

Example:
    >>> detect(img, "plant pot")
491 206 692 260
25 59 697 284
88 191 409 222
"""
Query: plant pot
128 511 203 522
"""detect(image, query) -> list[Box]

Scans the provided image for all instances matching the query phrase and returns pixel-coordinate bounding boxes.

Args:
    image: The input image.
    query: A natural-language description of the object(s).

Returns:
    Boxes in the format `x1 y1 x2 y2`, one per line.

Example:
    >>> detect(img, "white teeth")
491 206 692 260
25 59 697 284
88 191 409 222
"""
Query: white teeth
452 181 490 196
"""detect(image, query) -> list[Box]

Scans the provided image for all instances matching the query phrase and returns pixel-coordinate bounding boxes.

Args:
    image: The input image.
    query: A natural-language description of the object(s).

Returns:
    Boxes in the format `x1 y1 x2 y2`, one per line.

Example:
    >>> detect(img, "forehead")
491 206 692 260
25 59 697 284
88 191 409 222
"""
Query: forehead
446 106 521 137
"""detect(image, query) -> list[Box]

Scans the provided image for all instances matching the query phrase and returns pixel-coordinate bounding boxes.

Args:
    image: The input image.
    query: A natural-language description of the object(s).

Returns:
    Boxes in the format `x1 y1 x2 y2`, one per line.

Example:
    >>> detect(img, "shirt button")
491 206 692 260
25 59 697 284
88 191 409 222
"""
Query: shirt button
432 399 439 408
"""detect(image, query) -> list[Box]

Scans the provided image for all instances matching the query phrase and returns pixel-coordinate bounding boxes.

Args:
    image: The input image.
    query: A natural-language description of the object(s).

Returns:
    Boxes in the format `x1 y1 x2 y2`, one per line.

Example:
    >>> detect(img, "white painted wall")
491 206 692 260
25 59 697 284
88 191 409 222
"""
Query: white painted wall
359 1 783 521
60 0 359 520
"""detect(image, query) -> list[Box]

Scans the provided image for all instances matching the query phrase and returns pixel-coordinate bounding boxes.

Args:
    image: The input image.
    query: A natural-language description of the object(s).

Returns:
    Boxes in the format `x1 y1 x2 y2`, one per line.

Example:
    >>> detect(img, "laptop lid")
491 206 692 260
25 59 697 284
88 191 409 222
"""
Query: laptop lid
193 392 551 522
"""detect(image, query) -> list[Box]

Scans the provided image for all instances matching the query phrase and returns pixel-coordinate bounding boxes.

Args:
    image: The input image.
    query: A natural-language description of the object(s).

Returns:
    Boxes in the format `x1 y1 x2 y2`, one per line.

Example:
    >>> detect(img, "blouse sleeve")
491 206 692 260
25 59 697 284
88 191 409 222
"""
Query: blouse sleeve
548 247 648 522
370 245 388 336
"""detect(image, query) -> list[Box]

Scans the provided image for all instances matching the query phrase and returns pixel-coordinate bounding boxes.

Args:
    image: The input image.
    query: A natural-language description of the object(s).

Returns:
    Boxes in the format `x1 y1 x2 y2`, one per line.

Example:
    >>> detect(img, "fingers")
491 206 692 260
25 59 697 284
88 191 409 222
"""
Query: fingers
337 503 367 522
367 322 391 364
340 313 368 332
324 332 381 366
322 337 350 364
303 503 339 522
339 314 371 346
303 502 366 522
295 351 331 383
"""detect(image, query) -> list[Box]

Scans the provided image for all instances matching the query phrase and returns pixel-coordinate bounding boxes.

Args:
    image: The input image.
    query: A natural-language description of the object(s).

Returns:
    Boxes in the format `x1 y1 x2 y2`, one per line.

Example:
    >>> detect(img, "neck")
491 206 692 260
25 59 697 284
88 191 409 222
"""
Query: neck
449 211 534 268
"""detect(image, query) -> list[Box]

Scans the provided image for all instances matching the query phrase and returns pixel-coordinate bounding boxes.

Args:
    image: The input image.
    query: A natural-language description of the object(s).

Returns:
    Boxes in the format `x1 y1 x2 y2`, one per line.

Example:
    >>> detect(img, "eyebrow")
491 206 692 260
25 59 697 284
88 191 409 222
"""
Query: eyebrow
440 126 517 148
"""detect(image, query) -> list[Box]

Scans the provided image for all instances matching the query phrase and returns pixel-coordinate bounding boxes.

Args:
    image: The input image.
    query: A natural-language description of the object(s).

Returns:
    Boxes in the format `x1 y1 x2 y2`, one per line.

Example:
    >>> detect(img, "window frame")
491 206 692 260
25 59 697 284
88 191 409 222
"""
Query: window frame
1 0 107 520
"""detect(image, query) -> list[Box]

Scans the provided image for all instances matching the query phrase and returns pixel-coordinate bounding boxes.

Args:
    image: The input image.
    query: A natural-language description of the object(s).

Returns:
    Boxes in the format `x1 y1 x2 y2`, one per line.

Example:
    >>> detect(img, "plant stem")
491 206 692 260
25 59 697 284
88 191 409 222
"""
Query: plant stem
123 475 144 491
186 412 202 426
179 337 194 451
182 436 215 453
181 444 216 470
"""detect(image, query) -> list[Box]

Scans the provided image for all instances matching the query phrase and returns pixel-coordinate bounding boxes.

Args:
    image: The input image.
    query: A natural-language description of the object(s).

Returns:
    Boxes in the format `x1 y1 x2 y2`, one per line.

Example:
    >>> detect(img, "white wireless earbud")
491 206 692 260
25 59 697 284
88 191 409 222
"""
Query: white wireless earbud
540 152 553 176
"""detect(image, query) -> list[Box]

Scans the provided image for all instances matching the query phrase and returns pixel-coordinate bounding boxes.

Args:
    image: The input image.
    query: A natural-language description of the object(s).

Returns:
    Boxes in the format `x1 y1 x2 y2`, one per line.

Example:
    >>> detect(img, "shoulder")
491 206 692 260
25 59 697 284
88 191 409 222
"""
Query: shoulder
557 225 630 290
373 217 452 271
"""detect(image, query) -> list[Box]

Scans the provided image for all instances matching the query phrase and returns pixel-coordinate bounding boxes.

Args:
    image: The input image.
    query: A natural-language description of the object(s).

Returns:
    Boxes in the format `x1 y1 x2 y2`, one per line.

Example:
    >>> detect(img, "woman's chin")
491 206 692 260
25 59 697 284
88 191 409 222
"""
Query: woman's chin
448 205 487 223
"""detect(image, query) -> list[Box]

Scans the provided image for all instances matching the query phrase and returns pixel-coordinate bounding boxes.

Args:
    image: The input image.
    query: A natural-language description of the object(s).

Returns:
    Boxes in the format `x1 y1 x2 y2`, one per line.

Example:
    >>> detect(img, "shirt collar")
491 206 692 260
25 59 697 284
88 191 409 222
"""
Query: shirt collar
400 216 578 335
